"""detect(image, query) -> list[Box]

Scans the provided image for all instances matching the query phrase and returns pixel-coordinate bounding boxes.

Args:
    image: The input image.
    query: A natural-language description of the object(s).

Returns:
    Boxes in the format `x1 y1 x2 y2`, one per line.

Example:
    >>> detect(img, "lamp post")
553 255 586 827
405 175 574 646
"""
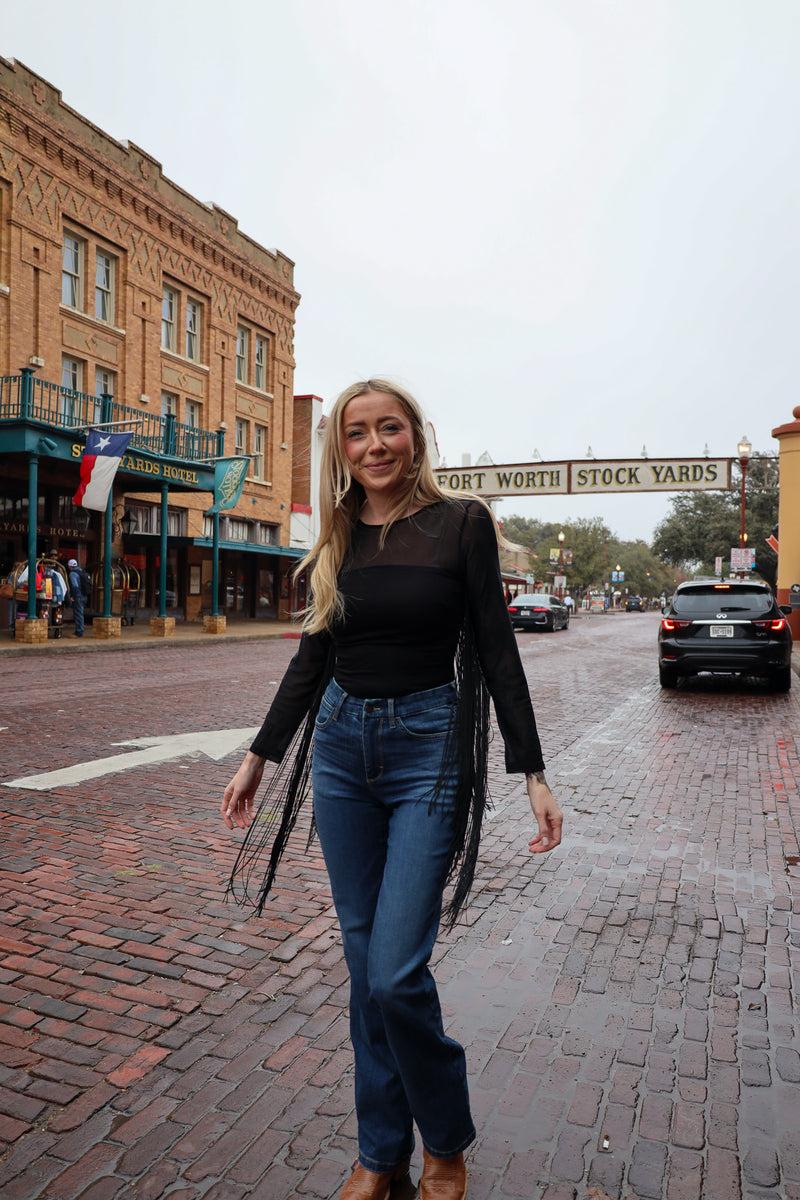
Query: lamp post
557 530 565 598
738 435 752 575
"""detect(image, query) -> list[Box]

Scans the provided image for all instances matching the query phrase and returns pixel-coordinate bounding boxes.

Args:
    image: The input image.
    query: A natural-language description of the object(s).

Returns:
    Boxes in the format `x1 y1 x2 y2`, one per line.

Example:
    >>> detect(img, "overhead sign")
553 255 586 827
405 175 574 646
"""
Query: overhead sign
436 458 732 498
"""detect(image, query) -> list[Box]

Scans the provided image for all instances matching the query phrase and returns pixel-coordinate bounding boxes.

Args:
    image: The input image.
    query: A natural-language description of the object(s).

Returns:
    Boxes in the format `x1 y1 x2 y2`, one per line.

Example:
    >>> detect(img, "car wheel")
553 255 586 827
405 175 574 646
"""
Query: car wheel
659 664 678 689
771 666 792 693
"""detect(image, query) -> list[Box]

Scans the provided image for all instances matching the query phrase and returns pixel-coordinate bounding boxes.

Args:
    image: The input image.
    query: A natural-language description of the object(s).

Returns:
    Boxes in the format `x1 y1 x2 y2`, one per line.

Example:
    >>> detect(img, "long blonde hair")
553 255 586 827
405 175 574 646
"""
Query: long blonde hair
296 379 447 633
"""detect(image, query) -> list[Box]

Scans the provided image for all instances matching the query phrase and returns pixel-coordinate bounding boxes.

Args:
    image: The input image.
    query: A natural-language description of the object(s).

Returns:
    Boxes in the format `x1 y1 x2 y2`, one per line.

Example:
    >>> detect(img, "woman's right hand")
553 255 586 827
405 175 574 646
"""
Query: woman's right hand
221 751 266 830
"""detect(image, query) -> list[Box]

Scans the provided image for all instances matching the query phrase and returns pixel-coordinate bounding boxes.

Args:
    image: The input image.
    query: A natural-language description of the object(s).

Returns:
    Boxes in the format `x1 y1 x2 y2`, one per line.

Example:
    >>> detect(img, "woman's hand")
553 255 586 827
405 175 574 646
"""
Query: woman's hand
221 751 266 830
526 771 563 854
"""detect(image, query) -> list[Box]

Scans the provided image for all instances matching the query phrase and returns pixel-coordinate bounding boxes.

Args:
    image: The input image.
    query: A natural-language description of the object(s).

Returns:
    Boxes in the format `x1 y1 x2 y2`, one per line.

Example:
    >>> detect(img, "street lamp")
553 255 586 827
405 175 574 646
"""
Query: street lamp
557 530 565 598
111 507 138 539
738 435 752 572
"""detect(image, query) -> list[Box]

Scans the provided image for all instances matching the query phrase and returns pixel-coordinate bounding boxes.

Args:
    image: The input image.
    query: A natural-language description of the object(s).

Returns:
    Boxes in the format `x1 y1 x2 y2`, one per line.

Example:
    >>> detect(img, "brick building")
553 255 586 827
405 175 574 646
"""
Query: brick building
0 57 304 633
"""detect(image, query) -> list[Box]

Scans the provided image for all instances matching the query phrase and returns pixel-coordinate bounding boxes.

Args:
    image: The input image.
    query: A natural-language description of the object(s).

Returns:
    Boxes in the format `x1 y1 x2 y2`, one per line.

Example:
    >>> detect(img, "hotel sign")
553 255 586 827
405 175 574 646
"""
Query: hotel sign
435 458 732 498
70 443 201 485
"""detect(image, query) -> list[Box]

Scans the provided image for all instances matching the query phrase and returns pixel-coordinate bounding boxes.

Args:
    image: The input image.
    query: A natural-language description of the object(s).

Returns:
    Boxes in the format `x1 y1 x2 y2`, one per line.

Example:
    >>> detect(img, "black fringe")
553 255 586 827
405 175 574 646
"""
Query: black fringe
225 647 334 917
437 617 492 928
226 627 490 929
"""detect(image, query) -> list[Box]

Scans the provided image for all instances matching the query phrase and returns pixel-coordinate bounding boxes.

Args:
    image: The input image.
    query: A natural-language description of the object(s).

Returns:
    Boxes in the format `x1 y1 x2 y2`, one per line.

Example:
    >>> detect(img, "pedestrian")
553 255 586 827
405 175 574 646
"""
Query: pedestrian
564 594 574 617
222 379 562 1200
67 558 85 637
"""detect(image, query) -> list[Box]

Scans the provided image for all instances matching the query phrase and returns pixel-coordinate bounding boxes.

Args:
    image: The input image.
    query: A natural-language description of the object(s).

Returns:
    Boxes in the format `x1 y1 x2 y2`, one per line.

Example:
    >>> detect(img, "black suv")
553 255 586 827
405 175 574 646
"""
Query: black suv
658 580 792 691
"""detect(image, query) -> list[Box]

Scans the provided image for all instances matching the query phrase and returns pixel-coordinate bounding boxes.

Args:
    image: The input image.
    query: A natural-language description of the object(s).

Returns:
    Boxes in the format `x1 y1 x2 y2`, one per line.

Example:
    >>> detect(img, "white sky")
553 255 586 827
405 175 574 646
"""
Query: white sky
4 1 799 540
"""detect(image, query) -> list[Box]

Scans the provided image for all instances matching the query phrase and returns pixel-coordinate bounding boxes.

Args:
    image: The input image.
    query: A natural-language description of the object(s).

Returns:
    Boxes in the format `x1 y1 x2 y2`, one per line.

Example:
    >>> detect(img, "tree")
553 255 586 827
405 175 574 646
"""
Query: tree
652 454 779 586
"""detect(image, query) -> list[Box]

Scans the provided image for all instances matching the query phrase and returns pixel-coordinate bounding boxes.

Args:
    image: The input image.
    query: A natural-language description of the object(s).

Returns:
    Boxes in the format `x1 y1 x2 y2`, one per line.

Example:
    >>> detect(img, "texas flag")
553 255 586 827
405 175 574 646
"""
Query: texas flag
73 430 133 512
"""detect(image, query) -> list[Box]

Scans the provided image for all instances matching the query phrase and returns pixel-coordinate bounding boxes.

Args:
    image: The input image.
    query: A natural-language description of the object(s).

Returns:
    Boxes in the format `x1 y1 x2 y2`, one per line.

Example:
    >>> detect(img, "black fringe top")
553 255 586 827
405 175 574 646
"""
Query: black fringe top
227 498 545 927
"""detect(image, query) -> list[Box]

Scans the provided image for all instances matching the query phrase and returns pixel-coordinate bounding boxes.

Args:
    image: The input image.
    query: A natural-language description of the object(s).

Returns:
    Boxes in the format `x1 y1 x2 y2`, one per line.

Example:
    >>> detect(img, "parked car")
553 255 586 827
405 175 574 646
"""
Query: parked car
624 595 645 612
508 593 570 632
658 580 792 691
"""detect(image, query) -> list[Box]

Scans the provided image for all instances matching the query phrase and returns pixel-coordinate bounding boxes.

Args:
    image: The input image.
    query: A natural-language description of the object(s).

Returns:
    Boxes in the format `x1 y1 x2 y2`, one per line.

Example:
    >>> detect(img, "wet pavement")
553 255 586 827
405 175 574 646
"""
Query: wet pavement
0 612 798 1199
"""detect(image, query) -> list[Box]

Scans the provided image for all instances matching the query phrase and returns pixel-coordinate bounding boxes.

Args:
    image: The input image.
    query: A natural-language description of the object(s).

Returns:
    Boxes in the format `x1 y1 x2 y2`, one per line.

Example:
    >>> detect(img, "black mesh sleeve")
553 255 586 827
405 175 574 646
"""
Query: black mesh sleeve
461 502 545 773
249 628 333 762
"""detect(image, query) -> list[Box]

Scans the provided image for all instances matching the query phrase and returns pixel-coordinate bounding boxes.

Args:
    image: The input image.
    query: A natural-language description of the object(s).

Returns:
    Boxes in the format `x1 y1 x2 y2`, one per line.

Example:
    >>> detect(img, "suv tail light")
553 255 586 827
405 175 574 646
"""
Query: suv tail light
752 617 787 631
662 618 692 631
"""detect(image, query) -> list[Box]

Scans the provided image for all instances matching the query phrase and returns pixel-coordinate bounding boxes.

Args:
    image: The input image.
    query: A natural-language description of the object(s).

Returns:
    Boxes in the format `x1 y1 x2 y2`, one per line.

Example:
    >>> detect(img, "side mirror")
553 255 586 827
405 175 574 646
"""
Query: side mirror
779 605 792 615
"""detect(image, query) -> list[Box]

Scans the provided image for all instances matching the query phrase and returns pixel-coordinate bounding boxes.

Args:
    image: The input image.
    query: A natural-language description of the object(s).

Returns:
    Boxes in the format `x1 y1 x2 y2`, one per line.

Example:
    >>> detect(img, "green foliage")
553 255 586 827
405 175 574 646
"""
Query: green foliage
501 514 677 596
652 454 778 585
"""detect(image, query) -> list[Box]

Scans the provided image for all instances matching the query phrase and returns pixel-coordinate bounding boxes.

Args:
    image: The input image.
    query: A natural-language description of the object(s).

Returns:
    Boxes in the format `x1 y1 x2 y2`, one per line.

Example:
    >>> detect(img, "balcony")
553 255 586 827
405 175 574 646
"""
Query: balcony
0 373 222 462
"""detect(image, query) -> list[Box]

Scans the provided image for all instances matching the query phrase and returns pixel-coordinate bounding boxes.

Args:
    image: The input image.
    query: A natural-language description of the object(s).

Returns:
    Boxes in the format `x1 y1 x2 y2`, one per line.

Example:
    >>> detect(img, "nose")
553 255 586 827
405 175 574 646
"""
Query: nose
367 428 385 452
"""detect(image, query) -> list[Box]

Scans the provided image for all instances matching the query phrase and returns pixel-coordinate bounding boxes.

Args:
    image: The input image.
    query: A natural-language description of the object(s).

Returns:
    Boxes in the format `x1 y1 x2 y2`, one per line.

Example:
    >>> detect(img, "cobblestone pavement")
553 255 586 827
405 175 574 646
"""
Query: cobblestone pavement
0 612 798 1199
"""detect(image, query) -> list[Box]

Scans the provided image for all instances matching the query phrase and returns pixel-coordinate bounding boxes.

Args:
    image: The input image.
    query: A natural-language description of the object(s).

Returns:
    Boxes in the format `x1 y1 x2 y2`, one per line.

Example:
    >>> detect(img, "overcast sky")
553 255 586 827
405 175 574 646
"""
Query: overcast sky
4 1 799 540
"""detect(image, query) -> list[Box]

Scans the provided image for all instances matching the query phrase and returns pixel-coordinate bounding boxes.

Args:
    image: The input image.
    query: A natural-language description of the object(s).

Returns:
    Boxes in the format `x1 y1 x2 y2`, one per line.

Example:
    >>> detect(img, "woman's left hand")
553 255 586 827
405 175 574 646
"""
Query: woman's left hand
526 772 563 854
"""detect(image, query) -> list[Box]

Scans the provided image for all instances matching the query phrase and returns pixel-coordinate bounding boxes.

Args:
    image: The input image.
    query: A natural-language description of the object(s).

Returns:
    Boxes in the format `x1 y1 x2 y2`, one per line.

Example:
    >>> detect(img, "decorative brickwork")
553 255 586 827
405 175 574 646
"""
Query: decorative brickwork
202 613 227 635
0 58 300 557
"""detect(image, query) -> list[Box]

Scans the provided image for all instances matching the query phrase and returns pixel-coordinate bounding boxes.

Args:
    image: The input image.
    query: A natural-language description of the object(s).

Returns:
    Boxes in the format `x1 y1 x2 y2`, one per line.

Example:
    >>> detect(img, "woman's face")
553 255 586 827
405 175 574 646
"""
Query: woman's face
341 391 416 507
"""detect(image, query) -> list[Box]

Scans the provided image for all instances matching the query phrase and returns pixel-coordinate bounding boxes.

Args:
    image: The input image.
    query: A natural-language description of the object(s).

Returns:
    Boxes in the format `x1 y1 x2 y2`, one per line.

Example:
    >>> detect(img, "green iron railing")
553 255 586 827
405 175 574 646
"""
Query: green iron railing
0 373 223 461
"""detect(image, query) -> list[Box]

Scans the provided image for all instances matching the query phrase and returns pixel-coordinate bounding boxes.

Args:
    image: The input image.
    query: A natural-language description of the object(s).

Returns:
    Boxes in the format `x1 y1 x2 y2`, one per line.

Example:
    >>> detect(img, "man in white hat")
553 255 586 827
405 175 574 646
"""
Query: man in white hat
67 559 85 637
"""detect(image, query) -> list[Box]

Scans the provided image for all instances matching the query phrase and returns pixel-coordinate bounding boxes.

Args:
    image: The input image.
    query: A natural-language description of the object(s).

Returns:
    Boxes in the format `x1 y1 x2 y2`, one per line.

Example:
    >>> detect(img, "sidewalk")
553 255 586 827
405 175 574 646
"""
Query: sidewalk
0 618 301 657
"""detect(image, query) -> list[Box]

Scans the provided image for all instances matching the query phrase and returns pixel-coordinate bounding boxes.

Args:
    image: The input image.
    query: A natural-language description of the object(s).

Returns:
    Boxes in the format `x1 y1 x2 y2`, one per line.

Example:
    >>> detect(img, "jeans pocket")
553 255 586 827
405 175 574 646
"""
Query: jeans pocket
314 693 339 731
396 702 455 740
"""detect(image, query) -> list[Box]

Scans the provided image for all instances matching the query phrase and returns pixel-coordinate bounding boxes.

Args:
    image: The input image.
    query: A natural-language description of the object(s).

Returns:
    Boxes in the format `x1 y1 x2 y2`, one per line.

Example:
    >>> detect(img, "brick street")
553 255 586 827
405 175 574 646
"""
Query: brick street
0 613 799 1199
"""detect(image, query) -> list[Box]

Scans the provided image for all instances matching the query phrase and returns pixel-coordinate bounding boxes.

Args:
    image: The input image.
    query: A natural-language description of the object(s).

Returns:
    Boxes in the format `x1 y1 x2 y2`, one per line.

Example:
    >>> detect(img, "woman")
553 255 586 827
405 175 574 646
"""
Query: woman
222 379 562 1200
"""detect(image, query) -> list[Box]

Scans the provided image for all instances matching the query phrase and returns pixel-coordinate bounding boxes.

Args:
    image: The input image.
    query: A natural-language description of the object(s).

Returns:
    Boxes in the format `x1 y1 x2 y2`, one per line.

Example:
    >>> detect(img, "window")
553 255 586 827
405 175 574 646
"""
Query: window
255 335 268 390
161 391 178 417
162 287 177 351
60 357 83 423
62 233 83 308
252 424 266 479
95 252 115 323
236 326 249 383
185 400 200 427
235 418 247 456
95 368 115 398
62 356 83 392
226 518 250 542
257 523 279 545
186 299 201 361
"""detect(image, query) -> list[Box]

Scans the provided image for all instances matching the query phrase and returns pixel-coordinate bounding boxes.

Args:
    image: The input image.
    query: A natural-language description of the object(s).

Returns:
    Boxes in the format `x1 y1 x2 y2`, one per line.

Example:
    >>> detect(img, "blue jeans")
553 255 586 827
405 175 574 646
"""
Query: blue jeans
312 678 476 1173
72 595 84 635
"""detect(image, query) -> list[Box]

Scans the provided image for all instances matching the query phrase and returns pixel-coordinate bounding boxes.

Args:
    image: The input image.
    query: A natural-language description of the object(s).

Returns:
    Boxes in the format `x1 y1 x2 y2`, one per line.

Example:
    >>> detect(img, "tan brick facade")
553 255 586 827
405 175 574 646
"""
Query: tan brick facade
0 58 303 623
0 58 299 537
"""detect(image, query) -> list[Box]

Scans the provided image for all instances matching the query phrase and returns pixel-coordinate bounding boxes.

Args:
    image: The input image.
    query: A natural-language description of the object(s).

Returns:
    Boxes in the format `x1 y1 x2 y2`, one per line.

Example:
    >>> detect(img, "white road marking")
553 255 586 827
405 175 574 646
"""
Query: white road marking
3 728 261 791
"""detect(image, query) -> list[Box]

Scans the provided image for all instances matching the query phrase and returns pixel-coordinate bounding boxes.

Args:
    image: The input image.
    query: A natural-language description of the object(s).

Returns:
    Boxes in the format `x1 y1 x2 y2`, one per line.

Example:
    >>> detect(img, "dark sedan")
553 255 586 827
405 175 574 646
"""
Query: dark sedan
658 580 792 691
624 595 645 612
508 594 570 632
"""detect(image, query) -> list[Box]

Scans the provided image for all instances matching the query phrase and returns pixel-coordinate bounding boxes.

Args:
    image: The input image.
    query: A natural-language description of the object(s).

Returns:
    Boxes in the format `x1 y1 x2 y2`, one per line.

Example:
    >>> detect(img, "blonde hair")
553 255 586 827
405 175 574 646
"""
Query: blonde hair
296 379 447 633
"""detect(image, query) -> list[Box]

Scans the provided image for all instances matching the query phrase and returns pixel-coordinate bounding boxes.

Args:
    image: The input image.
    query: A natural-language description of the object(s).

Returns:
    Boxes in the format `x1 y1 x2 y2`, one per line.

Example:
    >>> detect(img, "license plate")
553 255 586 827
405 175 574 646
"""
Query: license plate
710 625 734 638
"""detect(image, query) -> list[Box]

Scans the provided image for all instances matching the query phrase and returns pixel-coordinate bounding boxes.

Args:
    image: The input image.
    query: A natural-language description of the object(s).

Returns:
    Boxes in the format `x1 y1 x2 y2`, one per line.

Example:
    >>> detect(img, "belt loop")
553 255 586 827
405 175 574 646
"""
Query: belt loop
388 697 396 728
329 682 348 720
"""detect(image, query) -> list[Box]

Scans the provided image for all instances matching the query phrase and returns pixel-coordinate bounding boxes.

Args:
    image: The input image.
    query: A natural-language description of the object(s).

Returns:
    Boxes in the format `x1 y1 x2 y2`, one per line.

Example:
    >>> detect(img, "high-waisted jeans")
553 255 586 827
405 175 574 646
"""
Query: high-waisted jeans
312 677 476 1173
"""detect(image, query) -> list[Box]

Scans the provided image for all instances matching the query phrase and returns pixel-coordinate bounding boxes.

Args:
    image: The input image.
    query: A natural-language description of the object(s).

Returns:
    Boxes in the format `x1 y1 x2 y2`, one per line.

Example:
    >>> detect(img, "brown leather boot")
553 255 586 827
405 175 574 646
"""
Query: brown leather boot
419 1149 467 1199
341 1159 413 1200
